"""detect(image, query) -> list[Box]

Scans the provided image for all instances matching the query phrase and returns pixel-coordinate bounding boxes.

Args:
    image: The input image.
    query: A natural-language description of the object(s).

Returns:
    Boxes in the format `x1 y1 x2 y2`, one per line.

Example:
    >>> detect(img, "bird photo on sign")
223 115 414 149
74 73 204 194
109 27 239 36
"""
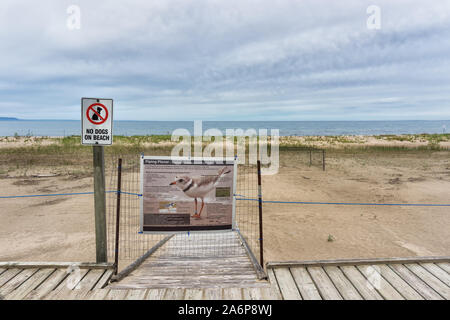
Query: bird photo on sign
169 166 231 219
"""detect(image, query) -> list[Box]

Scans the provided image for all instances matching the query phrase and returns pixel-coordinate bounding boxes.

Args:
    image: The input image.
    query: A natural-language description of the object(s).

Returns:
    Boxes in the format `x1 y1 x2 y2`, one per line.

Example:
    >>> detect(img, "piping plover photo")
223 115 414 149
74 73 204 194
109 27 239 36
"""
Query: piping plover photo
169 167 231 219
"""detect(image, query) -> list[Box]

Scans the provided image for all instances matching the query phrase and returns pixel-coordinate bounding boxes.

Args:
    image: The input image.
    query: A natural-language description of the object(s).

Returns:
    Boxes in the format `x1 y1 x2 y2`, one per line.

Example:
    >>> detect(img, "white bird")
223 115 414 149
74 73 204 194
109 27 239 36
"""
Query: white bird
169 167 231 219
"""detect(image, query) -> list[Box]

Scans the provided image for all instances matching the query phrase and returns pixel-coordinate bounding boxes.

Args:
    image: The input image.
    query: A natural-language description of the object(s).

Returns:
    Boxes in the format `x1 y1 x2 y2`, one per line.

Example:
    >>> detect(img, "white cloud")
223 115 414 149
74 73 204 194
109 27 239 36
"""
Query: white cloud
0 0 449 120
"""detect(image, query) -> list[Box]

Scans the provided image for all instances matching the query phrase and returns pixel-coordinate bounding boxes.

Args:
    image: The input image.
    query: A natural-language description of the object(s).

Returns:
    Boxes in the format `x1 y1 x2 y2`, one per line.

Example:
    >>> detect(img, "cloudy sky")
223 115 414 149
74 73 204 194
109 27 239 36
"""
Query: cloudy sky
1 0 450 120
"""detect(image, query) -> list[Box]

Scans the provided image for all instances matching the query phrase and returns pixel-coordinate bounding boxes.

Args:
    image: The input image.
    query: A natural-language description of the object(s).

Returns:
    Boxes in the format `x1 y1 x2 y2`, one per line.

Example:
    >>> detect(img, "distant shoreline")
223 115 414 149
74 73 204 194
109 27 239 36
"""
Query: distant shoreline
0 119 448 137
1 119 449 122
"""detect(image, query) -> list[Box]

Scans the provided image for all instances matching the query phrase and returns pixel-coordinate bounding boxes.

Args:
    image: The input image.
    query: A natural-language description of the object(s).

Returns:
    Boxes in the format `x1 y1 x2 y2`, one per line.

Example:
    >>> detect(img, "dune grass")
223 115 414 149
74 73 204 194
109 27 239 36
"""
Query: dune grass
0 133 448 177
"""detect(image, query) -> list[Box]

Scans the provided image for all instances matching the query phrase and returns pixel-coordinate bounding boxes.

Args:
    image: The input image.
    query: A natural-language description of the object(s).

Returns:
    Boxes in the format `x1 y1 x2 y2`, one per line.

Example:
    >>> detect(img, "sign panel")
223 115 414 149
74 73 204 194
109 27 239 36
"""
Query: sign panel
140 157 236 232
81 98 113 145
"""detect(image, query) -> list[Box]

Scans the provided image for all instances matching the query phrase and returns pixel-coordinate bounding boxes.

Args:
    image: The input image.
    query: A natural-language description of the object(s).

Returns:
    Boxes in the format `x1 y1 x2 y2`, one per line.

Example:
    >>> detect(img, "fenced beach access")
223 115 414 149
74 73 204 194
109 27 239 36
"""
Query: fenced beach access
0 142 449 299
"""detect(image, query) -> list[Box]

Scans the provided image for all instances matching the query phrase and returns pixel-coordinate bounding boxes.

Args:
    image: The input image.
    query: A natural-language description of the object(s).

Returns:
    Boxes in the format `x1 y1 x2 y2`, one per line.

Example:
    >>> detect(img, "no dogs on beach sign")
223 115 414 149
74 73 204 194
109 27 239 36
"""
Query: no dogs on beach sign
81 98 113 145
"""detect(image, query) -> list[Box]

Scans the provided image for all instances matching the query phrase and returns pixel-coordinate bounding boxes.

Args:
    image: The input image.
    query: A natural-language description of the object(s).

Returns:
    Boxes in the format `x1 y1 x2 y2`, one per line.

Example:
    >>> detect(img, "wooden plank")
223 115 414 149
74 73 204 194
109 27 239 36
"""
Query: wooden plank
137 267 256 275
146 289 167 300
267 256 450 269
0 268 6 276
158 251 248 256
0 262 113 269
163 288 185 300
357 265 403 300
138 270 257 277
377 265 423 300
404 263 450 299
125 289 148 300
24 269 68 300
339 266 383 300
140 264 253 271
164 244 243 249
273 268 301 300
87 289 110 300
437 263 450 274
307 267 342 300
389 264 442 300
142 259 254 267
0 269 23 288
236 229 266 280
0 268 38 297
67 288 92 300
184 289 204 300
160 251 247 256
204 288 222 300
111 279 267 289
66 269 107 300
260 287 282 300
290 267 321 300
93 269 113 289
420 263 450 287
143 257 251 263
105 289 128 300
75 269 106 291
5 268 55 300
223 288 243 300
264 268 282 300
111 234 174 282
142 258 252 265
44 269 89 300
120 274 258 281
242 288 262 300
323 266 362 300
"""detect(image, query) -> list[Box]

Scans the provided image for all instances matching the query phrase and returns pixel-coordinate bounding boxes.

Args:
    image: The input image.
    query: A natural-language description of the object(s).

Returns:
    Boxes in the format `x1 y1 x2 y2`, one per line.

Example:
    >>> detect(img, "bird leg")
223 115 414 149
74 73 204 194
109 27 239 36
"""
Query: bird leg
192 198 198 218
197 198 205 218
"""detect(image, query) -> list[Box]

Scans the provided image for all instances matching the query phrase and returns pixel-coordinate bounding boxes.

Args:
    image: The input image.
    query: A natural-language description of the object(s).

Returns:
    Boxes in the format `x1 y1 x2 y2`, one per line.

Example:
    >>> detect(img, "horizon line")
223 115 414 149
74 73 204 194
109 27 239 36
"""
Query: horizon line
1 118 450 122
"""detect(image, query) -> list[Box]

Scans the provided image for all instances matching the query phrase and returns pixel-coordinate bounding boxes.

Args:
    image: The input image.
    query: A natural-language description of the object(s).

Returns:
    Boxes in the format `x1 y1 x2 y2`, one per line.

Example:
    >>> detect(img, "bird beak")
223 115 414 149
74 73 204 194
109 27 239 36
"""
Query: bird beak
169 181 176 185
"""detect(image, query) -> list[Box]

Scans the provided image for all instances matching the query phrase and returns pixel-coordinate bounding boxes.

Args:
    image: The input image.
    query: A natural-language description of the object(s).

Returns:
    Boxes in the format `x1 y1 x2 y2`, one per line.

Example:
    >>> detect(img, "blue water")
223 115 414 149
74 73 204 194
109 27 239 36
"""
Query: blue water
0 120 449 137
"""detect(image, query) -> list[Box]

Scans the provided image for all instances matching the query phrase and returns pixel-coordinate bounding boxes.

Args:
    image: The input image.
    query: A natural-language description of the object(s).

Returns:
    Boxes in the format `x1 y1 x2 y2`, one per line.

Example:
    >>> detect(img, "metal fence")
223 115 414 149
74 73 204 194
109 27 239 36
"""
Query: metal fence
105 155 262 273
279 147 326 170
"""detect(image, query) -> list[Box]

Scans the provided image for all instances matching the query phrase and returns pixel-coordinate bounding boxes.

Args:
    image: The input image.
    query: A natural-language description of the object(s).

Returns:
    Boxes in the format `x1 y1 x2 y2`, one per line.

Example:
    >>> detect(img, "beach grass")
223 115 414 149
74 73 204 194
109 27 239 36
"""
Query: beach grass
0 133 449 177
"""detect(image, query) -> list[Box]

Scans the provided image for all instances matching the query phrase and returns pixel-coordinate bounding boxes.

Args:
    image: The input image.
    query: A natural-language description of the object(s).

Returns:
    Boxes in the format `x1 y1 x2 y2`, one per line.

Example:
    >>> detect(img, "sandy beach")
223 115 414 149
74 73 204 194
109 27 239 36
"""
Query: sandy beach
0 134 449 264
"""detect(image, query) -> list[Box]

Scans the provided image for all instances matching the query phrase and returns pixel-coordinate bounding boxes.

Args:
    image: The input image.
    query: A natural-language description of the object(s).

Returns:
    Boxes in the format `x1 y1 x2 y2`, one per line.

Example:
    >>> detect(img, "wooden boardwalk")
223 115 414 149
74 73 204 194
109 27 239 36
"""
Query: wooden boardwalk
1 257 449 300
109 231 268 289
0 262 114 300
267 257 450 300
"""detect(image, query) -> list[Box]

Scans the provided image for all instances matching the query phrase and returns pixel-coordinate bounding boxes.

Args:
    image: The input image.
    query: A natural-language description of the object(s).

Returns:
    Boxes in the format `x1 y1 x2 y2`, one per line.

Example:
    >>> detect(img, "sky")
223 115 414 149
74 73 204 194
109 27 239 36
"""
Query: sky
1 0 450 121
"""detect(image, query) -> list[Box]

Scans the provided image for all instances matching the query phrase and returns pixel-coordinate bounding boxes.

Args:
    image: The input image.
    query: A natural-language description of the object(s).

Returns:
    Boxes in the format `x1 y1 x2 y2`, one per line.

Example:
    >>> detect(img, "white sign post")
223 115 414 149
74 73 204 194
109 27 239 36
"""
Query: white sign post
81 97 113 146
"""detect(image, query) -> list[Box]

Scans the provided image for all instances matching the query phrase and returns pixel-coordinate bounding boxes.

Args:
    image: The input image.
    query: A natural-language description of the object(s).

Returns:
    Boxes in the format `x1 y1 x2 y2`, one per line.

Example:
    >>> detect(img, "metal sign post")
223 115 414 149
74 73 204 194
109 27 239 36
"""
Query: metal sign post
257 160 264 267
81 97 113 263
114 158 122 274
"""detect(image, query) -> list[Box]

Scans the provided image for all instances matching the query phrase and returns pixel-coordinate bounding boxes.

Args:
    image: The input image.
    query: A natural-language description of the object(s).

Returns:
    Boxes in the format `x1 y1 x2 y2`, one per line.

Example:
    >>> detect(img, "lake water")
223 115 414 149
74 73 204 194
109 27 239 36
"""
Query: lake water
0 120 449 137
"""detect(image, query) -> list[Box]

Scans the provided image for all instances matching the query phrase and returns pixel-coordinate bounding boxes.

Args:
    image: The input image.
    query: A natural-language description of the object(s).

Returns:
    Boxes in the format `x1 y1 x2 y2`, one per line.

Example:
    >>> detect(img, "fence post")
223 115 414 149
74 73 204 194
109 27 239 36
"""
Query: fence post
93 146 107 263
114 158 122 275
309 149 312 166
257 160 264 268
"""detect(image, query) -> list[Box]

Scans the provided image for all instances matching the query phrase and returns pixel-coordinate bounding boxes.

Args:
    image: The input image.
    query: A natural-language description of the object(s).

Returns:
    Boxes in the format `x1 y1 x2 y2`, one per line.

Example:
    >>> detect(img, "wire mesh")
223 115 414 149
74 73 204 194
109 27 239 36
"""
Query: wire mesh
105 155 262 272
235 163 260 263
